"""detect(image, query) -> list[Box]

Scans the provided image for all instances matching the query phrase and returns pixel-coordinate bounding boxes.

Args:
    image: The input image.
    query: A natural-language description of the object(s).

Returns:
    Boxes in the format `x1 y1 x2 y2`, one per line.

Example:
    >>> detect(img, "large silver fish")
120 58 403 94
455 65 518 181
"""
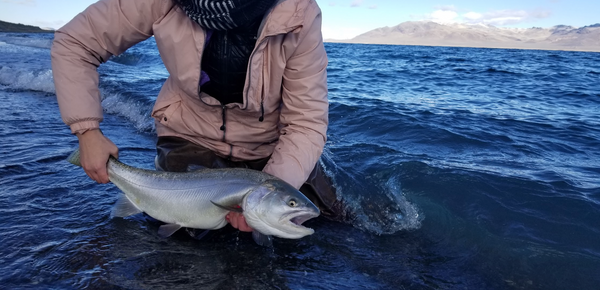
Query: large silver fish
67 149 320 246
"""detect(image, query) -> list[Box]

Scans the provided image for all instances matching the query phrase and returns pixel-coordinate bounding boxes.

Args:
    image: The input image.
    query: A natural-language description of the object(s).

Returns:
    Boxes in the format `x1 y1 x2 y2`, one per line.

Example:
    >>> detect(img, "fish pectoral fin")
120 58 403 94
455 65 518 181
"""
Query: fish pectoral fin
111 194 143 218
211 201 243 213
157 223 182 238
252 231 273 247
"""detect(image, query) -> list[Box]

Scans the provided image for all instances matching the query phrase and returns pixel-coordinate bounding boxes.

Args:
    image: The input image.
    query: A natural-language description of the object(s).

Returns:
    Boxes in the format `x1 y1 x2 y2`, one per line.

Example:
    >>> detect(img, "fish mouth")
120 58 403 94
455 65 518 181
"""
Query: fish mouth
282 210 320 231
290 213 316 226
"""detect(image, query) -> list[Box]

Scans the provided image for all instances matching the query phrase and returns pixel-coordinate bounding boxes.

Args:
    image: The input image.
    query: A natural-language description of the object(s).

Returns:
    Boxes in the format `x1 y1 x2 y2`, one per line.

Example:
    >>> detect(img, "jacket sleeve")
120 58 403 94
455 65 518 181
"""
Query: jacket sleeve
51 0 173 134
262 2 329 189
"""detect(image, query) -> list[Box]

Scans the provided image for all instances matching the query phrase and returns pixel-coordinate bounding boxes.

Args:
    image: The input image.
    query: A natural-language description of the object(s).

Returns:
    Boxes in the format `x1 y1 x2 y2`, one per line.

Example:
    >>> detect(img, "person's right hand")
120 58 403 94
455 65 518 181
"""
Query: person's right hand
76 129 119 184
226 211 253 232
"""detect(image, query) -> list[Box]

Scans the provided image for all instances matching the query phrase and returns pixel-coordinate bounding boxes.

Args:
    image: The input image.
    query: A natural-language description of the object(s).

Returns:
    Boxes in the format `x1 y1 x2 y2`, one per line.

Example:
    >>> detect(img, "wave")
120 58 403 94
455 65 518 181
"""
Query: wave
0 66 55 93
320 148 422 235
484 67 519 75
445 57 469 62
100 90 155 133
0 34 53 50
109 52 146 66
0 67 155 133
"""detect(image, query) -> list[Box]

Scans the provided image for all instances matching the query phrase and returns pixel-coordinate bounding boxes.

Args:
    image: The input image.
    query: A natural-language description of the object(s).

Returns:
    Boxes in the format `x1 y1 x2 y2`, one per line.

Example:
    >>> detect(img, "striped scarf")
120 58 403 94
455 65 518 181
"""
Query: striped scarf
175 0 276 30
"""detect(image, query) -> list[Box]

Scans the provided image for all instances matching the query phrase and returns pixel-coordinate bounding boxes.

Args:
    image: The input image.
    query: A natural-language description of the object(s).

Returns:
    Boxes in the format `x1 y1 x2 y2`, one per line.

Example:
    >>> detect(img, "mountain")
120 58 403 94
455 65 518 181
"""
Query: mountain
327 21 600 52
0 20 53 33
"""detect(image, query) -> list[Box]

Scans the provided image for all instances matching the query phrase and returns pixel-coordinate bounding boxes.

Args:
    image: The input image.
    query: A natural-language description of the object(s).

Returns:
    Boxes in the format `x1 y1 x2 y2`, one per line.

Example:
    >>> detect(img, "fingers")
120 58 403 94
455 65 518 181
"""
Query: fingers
82 160 110 184
109 143 119 160
76 129 118 184
226 212 253 232
79 147 110 184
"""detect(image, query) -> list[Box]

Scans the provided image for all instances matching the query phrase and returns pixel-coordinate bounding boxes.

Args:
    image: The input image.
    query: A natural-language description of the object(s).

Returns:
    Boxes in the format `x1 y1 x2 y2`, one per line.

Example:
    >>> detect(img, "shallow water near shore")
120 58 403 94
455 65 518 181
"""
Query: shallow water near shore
1 33 599 289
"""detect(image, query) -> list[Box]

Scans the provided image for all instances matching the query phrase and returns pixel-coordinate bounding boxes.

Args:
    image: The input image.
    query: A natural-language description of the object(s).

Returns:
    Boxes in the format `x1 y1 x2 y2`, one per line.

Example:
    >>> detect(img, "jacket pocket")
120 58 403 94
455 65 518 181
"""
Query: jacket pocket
152 99 181 127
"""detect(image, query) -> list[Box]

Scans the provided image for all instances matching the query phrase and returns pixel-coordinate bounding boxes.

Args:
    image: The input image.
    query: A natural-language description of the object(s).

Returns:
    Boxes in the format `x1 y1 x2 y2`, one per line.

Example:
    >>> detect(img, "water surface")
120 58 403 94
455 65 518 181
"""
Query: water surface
1 33 599 289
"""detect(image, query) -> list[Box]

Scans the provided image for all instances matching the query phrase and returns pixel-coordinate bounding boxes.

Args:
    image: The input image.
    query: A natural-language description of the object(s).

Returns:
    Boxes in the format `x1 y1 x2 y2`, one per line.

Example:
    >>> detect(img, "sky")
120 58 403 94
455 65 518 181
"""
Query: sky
0 0 598 39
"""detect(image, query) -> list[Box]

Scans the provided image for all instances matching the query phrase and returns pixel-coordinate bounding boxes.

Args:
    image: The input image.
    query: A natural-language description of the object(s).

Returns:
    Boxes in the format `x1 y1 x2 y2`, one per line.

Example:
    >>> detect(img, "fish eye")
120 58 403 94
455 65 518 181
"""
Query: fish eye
288 199 297 207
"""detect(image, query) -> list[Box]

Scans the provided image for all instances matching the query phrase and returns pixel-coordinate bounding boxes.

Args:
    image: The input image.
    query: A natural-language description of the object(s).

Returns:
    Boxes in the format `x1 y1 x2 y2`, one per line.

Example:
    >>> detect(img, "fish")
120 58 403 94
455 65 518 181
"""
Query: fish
67 149 320 246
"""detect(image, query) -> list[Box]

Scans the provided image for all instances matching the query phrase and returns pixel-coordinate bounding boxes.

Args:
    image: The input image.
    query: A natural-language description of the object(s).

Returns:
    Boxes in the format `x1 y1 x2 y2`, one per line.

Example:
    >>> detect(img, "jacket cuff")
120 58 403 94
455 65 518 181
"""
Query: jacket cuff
70 120 100 135
262 158 305 190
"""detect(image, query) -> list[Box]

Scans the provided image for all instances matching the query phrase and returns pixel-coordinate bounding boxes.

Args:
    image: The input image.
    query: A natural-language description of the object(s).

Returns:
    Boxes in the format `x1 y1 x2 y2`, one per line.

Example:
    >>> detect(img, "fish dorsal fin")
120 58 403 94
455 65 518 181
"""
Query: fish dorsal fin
252 231 273 247
158 224 182 237
111 194 143 217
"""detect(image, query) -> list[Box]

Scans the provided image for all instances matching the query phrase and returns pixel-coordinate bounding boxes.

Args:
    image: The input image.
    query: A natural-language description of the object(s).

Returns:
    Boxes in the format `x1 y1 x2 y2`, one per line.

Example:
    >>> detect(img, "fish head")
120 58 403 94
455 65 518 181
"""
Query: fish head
242 179 320 239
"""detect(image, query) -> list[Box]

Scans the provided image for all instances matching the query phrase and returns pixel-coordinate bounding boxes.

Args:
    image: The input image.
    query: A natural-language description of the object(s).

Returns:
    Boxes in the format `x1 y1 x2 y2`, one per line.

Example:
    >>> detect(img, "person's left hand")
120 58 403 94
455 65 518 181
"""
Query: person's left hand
226 211 253 232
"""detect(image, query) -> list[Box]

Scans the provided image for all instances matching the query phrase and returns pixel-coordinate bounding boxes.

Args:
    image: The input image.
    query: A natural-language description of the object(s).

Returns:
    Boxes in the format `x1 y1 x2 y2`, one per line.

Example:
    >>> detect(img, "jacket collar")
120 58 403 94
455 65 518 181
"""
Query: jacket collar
258 0 305 38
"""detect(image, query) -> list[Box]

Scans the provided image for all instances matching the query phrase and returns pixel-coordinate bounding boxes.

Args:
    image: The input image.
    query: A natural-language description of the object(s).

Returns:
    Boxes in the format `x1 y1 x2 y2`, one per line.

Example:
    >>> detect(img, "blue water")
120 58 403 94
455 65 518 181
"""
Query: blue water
1 32 599 289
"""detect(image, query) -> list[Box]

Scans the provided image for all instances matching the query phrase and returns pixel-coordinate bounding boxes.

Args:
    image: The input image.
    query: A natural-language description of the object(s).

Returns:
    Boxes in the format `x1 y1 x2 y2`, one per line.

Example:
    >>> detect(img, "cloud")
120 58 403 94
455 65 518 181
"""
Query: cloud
430 10 459 23
368 5 377 9
462 9 551 26
0 0 35 5
434 5 457 12
530 9 552 19
420 6 460 23
463 12 482 21
419 7 552 26
350 0 363 7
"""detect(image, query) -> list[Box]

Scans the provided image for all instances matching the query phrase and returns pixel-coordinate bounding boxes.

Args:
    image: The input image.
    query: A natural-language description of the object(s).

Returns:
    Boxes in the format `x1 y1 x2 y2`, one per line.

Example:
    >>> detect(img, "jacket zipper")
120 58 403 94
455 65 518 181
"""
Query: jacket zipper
222 31 232 157
196 20 301 134
222 31 228 141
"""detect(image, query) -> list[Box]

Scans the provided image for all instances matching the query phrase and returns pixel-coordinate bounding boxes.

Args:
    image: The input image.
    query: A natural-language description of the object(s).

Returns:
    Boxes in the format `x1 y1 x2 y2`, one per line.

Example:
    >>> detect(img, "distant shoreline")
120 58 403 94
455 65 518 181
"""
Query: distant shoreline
0 20 54 33
325 21 600 53
324 40 600 53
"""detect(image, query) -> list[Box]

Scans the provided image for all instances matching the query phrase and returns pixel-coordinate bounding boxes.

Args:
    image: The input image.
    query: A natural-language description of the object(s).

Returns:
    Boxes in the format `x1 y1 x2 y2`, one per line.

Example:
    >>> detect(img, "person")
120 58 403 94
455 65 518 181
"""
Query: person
51 0 343 234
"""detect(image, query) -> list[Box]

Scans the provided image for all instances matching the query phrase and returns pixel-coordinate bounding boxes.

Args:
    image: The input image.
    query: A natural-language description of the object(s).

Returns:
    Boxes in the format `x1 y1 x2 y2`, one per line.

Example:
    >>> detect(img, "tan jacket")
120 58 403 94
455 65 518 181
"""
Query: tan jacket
51 0 328 189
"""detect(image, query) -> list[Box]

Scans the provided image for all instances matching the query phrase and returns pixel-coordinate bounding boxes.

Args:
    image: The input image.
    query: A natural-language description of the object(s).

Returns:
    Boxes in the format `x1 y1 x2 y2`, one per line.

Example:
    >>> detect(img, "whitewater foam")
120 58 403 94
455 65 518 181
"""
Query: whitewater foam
0 66 55 93
100 91 155 133
0 35 53 50
320 150 422 235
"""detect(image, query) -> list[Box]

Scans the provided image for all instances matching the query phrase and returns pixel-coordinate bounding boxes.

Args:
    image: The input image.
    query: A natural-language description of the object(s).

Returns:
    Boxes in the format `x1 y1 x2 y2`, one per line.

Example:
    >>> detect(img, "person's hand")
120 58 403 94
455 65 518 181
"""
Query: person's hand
76 129 119 184
226 211 253 232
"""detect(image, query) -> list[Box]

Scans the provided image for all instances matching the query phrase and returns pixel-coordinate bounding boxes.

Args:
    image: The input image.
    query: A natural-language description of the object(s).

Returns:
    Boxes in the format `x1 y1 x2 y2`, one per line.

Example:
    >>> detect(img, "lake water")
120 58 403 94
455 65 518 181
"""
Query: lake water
1 32 599 289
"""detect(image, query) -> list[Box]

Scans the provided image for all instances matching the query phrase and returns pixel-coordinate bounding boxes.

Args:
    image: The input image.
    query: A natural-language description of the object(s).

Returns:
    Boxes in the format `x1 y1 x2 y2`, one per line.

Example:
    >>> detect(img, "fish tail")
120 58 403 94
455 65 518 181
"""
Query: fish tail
67 148 82 167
